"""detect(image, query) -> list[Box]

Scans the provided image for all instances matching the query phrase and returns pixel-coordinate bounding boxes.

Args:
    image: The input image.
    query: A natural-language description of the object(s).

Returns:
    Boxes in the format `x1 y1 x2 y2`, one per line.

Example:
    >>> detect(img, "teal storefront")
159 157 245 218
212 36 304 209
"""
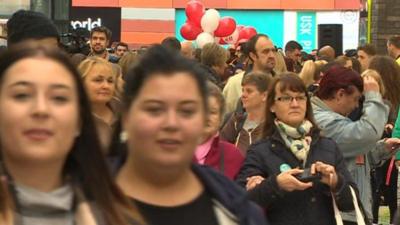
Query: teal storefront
175 9 361 53
175 9 285 48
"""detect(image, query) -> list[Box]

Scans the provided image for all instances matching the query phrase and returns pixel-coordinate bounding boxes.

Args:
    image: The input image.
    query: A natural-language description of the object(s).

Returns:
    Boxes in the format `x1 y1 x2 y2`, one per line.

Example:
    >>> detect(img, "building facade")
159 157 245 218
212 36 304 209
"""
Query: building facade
71 0 360 50
370 0 400 54
1 0 364 52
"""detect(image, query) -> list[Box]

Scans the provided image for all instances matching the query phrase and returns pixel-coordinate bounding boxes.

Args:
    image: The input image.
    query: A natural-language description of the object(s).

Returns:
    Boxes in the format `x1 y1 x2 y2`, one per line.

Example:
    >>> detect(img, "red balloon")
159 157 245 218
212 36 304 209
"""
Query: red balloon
185 0 205 27
246 27 257 37
219 38 227 45
236 25 245 32
180 22 203 40
238 26 257 42
214 17 236 37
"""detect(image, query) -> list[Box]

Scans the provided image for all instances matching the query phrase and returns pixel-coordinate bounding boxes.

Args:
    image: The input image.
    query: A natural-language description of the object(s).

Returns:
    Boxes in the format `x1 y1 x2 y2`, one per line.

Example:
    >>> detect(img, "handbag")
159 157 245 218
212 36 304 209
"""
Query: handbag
332 186 367 225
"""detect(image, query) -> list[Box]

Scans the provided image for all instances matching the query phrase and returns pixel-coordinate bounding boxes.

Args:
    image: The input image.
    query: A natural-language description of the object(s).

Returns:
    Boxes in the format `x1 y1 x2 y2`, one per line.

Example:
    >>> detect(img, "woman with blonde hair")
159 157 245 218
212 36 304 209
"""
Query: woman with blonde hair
111 63 124 100
274 50 288 74
118 51 138 78
299 60 316 87
78 57 120 153
298 60 327 94
361 69 385 96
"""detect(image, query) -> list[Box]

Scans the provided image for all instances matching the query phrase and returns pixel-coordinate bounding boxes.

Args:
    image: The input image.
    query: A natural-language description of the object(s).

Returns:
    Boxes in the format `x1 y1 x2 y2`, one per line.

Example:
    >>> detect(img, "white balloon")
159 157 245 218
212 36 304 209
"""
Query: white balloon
196 32 215 48
201 9 220 33
222 28 239 44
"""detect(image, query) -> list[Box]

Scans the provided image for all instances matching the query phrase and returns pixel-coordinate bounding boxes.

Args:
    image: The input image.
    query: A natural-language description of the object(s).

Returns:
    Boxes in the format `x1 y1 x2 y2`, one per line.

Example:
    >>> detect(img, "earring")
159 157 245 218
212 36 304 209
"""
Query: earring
120 130 128 142
75 130 81 138
196 136 204 145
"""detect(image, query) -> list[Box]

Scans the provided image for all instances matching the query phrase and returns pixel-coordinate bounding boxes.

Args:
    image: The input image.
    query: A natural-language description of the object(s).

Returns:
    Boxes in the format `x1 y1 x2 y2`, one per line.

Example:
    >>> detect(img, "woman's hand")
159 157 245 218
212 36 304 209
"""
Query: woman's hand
363 75 380 93
311 161 338 190
384 138 400 152
276 168 312 192
246 175 265 190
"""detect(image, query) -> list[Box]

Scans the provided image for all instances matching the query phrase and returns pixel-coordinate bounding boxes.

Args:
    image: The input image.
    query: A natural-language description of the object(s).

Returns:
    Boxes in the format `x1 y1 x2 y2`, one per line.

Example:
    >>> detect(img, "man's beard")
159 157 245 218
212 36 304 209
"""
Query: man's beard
92 46 106 55
262 60 275 72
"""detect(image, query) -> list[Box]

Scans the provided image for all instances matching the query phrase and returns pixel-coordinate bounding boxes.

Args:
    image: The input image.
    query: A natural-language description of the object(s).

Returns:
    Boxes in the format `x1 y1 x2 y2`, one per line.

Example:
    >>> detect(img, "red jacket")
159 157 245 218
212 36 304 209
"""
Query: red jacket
194 136 244 180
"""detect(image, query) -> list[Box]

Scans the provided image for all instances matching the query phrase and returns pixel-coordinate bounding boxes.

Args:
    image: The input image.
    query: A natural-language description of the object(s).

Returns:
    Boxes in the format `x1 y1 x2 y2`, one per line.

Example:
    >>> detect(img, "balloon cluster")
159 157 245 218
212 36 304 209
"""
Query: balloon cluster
180 0 258 48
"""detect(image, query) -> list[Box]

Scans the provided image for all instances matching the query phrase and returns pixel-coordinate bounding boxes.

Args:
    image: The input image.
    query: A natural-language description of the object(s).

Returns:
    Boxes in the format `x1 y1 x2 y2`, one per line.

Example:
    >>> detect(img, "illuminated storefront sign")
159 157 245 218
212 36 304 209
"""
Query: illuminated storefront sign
297 12 316 52
70 7 121 42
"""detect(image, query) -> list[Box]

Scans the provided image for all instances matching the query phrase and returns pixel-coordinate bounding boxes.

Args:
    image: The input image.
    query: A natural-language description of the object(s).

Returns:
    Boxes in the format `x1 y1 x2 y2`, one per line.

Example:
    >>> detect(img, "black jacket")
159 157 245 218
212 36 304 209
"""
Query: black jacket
199 64 223 89
236 129 356 225
107 157 268 225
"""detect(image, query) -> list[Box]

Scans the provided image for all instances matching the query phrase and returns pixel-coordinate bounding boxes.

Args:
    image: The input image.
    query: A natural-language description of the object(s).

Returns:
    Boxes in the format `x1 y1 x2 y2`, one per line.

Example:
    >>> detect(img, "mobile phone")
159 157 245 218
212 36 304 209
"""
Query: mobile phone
295 168 322 183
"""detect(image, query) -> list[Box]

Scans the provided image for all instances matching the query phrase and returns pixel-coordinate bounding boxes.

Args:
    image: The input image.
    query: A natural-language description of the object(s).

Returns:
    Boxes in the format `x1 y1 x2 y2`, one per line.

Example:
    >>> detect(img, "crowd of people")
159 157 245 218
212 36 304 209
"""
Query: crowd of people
1 8 400 225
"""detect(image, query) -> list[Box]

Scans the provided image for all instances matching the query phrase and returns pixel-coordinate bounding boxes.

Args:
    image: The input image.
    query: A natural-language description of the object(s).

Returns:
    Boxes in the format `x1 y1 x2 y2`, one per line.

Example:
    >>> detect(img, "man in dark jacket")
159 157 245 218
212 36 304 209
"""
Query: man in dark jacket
89 26 119 63
284 40 303 73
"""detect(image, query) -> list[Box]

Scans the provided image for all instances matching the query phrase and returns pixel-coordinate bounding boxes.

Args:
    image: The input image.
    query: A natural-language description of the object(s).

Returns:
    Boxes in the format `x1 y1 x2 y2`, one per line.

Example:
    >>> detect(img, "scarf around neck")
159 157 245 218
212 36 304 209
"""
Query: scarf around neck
275 119 313 164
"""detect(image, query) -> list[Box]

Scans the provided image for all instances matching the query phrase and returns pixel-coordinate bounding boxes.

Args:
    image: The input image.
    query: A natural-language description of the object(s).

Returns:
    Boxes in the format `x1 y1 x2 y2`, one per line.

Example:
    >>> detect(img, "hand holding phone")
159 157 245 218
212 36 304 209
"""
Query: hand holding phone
276 168 313 192
295 168 321 183
311 161 338 190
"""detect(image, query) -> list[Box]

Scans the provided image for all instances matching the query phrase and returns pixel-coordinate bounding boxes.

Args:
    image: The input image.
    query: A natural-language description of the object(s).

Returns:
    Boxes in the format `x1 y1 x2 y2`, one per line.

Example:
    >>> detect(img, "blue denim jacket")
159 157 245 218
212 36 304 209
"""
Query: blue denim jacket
311 91 391 221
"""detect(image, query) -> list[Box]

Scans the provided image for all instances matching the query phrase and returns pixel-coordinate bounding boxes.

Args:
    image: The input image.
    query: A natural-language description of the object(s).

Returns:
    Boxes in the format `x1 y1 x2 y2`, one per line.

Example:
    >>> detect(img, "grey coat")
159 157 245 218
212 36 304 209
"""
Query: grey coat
311 91 393 221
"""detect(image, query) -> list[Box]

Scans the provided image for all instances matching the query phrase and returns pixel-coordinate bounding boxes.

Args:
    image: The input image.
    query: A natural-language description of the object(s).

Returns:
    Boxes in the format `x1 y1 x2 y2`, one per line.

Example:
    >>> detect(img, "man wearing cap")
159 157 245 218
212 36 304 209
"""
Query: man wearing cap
7 10 60 47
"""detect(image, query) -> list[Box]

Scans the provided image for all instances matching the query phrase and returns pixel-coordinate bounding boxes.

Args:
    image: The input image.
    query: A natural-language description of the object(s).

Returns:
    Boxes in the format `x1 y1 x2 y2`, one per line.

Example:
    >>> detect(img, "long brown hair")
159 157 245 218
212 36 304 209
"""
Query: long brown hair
0 164 13 225
263 72 319 138
369 55 400 111
0 43 145 225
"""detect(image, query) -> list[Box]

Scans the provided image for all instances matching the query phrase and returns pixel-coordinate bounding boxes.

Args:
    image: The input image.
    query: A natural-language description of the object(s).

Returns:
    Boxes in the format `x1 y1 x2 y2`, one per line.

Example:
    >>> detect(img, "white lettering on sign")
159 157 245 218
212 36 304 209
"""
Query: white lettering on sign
70 18 102 31
300 16 312 35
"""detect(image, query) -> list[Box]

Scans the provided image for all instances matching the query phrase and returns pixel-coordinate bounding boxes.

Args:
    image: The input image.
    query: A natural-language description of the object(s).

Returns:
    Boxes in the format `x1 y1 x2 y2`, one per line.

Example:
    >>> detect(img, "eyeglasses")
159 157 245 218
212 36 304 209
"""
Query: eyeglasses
275 95 307 103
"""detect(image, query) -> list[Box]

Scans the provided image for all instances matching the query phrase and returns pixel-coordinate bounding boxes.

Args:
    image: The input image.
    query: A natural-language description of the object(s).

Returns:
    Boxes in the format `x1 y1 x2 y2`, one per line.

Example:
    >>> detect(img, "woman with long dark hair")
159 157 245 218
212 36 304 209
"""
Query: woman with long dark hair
369 56 400 225
0 42 143 225
116 45 266 225
368 56 400 123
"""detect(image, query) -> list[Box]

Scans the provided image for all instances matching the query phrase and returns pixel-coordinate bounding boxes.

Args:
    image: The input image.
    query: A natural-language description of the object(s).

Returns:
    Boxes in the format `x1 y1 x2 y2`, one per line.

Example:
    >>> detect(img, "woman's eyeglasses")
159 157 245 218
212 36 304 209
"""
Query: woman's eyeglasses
275 95 307 103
